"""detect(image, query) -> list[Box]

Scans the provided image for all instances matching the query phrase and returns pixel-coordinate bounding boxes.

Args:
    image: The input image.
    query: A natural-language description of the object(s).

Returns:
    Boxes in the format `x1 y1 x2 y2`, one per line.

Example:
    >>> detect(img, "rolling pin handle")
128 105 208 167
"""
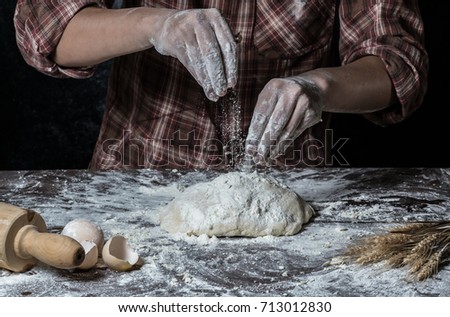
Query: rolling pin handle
14 225 85 269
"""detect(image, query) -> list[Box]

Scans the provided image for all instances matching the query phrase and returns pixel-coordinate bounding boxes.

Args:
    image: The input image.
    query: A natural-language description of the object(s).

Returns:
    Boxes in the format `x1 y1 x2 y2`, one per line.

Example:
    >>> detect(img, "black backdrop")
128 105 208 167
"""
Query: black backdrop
1 1 449 170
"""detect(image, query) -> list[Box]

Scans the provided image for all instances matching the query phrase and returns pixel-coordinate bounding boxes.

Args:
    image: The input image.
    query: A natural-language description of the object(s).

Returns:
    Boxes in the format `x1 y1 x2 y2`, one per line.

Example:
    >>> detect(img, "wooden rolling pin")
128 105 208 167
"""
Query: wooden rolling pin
0 202 85 272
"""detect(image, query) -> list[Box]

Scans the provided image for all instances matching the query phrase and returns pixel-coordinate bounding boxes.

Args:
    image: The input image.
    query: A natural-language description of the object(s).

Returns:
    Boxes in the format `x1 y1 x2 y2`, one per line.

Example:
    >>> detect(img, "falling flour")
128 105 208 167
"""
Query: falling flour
159 171 314 237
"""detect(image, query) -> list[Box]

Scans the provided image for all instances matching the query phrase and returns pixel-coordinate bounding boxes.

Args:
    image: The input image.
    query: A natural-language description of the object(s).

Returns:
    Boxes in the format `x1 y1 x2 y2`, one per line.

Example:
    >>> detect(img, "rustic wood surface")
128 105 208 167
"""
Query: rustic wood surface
0 168 449 297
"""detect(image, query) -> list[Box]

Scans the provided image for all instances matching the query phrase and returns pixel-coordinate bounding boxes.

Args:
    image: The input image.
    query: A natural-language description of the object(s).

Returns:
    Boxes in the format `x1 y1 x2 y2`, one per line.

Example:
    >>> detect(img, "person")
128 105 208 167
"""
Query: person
14 0 428 170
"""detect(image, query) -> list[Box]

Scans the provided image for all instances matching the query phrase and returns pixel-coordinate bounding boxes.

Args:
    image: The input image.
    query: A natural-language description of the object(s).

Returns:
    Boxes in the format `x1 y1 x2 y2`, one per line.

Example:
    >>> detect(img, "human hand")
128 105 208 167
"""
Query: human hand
150 9 237 101
245 77 324 165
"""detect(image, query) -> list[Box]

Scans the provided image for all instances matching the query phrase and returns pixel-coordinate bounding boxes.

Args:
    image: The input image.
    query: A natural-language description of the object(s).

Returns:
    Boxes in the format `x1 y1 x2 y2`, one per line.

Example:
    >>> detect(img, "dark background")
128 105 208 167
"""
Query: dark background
1 1 449 170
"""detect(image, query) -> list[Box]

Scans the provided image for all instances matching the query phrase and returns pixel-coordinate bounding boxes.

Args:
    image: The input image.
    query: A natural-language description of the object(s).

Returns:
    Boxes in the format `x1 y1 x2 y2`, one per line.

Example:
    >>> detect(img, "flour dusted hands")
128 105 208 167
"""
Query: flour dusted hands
245 77 324 165
150 9 237 101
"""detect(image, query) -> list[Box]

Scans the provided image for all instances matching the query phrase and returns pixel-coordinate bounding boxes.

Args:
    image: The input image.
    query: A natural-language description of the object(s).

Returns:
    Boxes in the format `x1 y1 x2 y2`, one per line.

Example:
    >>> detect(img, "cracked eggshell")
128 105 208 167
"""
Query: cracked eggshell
77 240 98 270
102 235 142 272
61 218 104 254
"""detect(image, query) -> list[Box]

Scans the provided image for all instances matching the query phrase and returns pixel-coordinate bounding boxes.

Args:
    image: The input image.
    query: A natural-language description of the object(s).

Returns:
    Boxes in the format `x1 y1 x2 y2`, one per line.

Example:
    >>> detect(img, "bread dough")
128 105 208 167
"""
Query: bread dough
159 172 314 237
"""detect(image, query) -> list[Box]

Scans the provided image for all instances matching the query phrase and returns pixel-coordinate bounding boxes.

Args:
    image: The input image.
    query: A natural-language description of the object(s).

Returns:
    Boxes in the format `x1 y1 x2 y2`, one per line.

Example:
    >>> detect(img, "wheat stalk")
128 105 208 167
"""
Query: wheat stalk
414 245 447 281
344 221 450 281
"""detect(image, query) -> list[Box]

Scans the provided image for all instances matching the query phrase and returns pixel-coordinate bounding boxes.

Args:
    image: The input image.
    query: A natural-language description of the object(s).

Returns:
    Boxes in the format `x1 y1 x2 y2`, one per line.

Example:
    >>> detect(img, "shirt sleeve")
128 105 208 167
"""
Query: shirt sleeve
339 0 429 126
14 1 114 79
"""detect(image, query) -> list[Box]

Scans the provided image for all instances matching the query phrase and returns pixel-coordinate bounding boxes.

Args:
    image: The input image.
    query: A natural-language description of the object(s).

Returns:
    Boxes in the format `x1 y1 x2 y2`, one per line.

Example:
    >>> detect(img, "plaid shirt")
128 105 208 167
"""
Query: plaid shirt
14 0 428 169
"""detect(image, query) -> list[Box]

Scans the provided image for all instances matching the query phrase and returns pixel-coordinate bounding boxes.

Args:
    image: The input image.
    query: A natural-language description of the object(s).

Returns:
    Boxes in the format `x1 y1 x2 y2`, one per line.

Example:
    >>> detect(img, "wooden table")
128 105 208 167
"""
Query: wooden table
0 168 449 297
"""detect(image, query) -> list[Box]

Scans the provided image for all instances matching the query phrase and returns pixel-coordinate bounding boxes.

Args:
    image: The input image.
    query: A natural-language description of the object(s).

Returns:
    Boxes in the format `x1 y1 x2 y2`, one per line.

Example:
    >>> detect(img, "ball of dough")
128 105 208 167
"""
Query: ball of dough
159 172 314 237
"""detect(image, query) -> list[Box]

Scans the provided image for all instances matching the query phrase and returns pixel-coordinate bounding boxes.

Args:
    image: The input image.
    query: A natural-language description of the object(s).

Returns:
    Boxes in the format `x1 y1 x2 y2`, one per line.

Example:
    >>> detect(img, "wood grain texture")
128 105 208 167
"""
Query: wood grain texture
0 203 46 272
0 203 84 272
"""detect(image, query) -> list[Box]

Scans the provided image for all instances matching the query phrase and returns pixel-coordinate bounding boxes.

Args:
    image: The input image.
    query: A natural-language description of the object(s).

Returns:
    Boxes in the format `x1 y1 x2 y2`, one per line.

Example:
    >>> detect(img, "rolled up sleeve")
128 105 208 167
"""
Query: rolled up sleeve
14 1 111 78
339 0 429 126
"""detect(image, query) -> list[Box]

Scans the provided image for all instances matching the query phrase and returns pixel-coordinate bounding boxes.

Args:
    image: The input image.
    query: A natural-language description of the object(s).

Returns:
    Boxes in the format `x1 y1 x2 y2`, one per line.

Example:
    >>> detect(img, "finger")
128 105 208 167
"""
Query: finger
195 23 228 99
258 92 297 159
270 94 309 160
183 43 217 101
271 91 324 160
245 89 279 157
211 16 238 88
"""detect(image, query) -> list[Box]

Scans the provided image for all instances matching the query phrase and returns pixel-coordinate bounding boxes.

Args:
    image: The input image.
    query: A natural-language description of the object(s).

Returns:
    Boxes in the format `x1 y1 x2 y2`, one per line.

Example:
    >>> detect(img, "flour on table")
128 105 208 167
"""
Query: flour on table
159 171 314 237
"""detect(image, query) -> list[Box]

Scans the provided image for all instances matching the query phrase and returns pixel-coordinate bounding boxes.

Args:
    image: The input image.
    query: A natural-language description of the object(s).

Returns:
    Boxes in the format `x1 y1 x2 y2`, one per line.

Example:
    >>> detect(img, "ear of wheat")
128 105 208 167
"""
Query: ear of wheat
344 221 450 281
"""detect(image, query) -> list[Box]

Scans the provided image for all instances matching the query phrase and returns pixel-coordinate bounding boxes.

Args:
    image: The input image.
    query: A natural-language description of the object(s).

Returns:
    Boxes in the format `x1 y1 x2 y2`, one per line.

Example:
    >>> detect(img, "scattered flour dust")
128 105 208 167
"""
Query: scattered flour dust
2 169 449 297
159 171 314 237
172 233 220 246
138 183 183 197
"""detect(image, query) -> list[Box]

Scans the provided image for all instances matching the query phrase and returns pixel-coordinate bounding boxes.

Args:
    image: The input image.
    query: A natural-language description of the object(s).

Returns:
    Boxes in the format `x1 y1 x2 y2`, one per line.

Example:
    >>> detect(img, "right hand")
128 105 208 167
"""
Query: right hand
150 9 238 101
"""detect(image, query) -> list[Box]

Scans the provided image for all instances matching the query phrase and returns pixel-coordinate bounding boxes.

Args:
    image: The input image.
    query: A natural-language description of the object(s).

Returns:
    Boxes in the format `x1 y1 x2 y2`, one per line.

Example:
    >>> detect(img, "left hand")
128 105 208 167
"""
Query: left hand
245 76 324 165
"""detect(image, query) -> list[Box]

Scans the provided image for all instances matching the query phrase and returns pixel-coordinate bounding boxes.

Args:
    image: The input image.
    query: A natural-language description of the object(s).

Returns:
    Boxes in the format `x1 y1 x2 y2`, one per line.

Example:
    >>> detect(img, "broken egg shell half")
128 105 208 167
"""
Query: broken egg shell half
61 218 105 254
102 235 142 271
77 240 98 270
